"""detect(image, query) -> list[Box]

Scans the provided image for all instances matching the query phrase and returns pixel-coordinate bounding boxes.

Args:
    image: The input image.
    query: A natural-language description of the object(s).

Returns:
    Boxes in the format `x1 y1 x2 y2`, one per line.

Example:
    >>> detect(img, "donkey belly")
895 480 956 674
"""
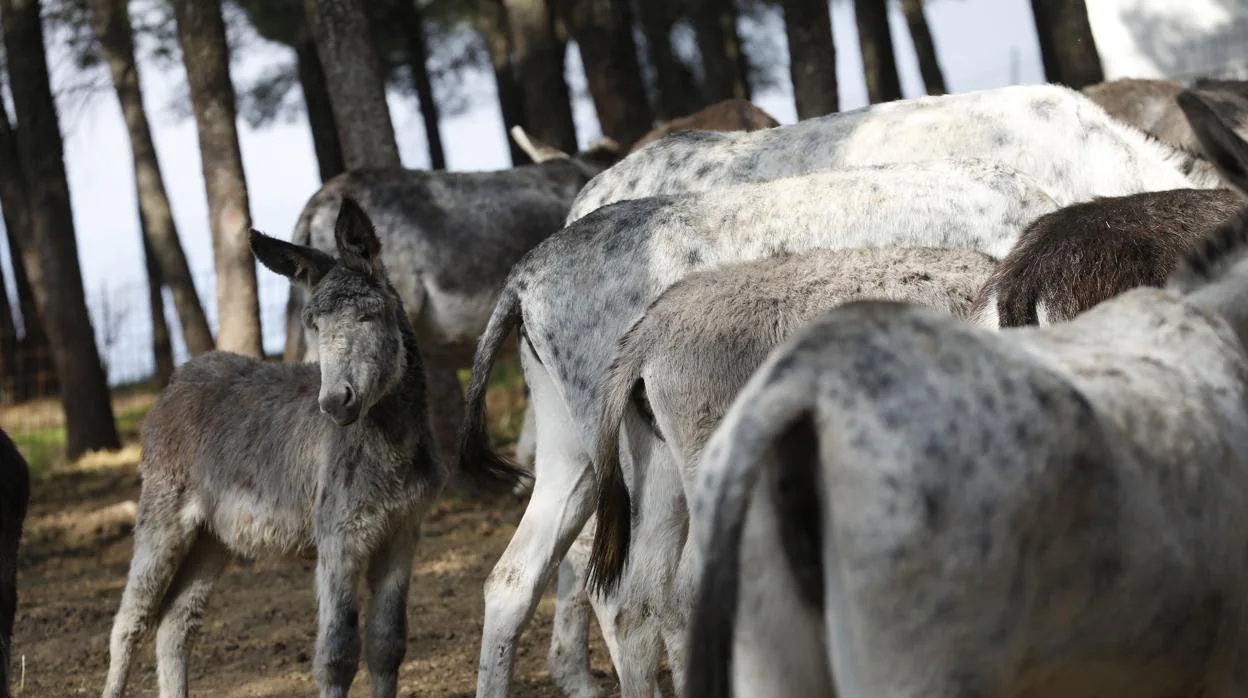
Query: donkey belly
203 490 316 560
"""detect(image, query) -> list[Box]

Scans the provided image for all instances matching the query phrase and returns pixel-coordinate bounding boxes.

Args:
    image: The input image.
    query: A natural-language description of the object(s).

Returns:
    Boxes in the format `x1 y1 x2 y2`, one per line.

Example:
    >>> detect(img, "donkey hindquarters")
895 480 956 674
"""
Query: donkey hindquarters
0 427 29 698
101 199 458 698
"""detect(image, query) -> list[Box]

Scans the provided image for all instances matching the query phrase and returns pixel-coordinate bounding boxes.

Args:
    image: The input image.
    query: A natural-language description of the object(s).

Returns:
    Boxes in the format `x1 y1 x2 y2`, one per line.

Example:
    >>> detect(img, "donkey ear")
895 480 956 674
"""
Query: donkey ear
333 198 384 274
250 229 335 288
1178 89 1248 198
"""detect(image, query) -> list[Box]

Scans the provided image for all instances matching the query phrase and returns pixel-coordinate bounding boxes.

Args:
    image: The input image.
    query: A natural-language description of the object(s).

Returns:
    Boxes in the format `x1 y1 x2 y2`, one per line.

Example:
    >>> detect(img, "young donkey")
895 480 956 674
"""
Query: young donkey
686 90 1248 698
0 428 29 698
102 201 519 698
584 248 996 692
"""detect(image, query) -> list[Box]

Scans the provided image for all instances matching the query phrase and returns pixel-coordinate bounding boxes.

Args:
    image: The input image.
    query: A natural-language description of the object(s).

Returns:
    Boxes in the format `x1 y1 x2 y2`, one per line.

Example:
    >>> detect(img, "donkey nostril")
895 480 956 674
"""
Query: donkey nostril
341 384 355 407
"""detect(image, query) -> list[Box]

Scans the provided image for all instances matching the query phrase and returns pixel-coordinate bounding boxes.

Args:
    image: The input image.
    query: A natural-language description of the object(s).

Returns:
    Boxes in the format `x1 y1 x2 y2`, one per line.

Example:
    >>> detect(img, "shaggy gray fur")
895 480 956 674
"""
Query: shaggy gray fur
588 247 997 594
0 428 28 698
101 200 516 698
971 188 1243 328
686 88 1248 698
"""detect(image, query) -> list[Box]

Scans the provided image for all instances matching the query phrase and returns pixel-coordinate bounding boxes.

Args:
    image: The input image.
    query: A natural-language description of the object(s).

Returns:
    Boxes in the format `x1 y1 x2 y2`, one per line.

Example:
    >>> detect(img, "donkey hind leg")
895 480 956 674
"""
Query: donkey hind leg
588 425 684 698
102 497 200 698
315 538 366 698
477 351 598 698
154 534 231 698
364 525 418 698
549 525 604 698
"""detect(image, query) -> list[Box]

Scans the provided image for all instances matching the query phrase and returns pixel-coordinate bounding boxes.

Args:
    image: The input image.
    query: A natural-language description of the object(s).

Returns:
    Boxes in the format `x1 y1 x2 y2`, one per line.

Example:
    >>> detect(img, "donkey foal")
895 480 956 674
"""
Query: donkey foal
100 200 490 698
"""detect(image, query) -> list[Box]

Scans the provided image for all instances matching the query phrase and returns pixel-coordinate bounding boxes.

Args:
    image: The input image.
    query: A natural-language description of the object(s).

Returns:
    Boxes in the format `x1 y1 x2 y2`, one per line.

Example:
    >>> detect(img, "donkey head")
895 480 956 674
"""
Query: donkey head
251 198 410 426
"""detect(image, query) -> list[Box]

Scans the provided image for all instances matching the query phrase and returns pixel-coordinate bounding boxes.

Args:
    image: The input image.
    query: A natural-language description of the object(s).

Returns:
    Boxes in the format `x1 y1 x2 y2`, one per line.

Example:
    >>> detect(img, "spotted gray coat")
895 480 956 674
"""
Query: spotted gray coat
685 89 1248 698
458 159 1058 698
566 83 1221 225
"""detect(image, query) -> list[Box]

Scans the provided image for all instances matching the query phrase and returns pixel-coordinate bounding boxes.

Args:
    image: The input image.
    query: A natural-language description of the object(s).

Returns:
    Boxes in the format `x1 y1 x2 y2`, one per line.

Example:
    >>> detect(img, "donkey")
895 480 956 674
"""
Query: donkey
685 89 1248 698
101 200 522 698
458 159 1058 697
281 139 623 469
0 428 29 698
583 247 996 693
564 83 1222 225
511 99 780 165
970 188 1242 328
1083 77 1248 159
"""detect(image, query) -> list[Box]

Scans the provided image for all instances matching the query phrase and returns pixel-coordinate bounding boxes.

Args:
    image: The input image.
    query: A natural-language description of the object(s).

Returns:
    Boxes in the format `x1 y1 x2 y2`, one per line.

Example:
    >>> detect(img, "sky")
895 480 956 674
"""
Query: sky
3 0 1051 384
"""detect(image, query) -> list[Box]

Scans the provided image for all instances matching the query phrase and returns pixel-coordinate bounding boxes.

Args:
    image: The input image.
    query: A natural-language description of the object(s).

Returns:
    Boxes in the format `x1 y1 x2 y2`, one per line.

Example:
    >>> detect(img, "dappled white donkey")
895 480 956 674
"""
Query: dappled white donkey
686 91 1248 698
458 159 1058 697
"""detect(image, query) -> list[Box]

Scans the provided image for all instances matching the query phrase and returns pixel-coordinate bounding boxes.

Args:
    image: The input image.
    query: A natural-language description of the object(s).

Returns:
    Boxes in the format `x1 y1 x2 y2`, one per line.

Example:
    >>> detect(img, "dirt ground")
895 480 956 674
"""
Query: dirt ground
11 450 622 696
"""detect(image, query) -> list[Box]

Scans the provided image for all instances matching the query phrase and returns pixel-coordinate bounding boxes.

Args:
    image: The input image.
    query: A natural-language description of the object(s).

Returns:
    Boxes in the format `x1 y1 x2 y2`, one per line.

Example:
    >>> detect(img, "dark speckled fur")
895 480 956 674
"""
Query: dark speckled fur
970 188 1243 327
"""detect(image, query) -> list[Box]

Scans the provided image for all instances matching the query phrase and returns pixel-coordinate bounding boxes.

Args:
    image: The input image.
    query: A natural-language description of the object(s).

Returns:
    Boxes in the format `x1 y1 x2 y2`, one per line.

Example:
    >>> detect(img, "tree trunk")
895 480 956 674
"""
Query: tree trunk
397 0 446 170
689 0 751 102
503 0 578 155
0 0 120 457
0 100 55 402
1029 0 1103 89
172 0 264 358
853 0 902 104
294 35 346 182
562 0 654 148
88 0 216 357
141 218 175 388
0 240 16 403
478 0 528 165
780 0 838 118
303 0 403 169
900 0 945 95
635 0 702 120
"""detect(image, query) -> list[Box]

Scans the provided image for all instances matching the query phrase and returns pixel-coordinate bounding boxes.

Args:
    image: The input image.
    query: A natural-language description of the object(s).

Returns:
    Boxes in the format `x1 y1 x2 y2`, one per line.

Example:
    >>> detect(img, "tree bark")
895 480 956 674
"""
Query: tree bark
503 0 578 155
172 0 264 358
294 36 346 182
689 0 751 102
635 0 702 120
141 218 175 388
303 0 403 169
561 0 654 148
900 0 945 95
0 0 120 456
397 0 446 170
88 0 216 357
1029 0 1103 90
780 0 838 118
0 240 16 403
853 0 902 104
0 100 56 401
478 0 528 165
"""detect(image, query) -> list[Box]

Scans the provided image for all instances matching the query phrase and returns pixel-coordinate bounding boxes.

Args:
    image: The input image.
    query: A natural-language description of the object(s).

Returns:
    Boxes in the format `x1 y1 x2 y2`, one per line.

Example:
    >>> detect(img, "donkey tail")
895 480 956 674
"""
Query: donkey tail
587 313 650 596
686 364 817 698
456 285 533 492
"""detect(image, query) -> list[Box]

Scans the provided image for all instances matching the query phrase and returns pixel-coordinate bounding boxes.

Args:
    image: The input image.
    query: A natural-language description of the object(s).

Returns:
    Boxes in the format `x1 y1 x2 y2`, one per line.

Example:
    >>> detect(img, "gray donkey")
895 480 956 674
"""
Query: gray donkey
283 140 622 467
0 427 29 698
585 248 996 693
101 200 523 698
686 90 1248 698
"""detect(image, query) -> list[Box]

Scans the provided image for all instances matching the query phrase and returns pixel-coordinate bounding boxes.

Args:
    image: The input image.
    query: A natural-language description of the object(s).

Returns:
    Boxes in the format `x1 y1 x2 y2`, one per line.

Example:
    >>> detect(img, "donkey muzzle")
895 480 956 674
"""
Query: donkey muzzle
319 382 360 426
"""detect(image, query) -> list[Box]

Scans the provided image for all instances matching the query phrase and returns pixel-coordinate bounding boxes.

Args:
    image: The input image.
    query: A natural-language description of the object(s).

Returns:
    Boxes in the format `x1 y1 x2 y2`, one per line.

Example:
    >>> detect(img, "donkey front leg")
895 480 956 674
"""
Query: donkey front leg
364 525 419 698
315 538 365 698
477 353 599 697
